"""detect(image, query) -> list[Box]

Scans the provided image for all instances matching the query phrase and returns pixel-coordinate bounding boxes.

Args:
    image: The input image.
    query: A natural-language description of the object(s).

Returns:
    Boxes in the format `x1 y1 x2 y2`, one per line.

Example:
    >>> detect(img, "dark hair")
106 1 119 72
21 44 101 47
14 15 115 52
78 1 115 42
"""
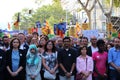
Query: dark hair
10 38 21 49
97 39 105 47
18 33 25 36
79 46 87 55
40 35 49 41
40 36 48 42
2 35 8 39
32 32 39 36
63 37 71 42
80 46 87 50
44 40 56 52
82 37 88 41
37 44 43 48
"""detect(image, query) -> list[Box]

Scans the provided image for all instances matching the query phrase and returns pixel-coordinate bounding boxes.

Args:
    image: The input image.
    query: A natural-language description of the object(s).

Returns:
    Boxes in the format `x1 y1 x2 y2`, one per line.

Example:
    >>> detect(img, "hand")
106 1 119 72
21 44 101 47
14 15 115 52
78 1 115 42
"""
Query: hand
103 73 107 77
65 72 71 78
85 72 89 77
116 67 120 73
30 75 35 79
10 72 17 77
49 69 55 74
82 75 87 79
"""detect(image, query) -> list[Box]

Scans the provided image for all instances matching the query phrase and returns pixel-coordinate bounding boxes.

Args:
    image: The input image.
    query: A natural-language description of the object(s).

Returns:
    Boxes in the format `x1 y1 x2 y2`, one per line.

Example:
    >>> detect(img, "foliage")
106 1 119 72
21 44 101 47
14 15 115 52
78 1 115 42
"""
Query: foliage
105 0 120 7
12 0 72 30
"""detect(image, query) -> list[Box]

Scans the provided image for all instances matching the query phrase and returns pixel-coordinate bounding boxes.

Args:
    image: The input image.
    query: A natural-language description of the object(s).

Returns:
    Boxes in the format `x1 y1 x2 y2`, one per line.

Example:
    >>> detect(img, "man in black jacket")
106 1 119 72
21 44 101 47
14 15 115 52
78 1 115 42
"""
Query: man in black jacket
0 49 6 80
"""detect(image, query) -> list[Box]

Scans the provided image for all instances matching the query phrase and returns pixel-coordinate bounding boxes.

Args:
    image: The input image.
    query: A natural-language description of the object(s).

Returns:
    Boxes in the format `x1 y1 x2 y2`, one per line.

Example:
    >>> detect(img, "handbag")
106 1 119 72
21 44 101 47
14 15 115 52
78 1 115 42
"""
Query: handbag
44 70 56 79
76 58 88 80
76 73 84 80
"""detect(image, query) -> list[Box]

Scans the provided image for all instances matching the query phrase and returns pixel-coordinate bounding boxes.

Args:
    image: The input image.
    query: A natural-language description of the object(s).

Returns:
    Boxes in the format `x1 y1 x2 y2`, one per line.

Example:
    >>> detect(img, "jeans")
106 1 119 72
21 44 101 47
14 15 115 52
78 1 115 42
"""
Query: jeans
59 75 74 80
109 69 120 80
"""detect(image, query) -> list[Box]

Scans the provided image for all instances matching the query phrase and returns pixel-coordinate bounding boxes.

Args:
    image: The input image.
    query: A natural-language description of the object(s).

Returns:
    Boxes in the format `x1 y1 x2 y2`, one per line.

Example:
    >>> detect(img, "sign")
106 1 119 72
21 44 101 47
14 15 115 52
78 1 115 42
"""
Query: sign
107 23 112 31
82 30 99 41
36 21 41 28
82 23 88 30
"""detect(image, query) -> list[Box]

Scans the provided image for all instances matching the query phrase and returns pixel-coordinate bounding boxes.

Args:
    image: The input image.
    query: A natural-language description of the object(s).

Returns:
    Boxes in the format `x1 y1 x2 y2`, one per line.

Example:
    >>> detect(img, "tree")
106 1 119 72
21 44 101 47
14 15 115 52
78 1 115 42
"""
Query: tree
77 0 97 29
106 0 120 7
12 0 72 30
97 0 114 23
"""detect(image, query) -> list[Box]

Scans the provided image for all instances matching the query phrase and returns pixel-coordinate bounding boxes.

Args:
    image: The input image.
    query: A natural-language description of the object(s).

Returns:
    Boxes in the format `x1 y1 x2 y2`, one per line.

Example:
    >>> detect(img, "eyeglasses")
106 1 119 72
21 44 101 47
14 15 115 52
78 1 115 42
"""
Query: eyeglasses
91 39 97 40
13 42 19 43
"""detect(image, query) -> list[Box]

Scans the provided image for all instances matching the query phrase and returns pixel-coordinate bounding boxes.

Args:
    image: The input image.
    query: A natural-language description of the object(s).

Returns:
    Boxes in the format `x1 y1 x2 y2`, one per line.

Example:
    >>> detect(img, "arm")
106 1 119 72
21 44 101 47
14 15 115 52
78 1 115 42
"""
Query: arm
86 57 93 77
108 49 118 70
15 66 23 74
26 64 32 75
76 57 82 73
57 52 67 73
7 66 13 74
70 63 75 74
0 50 6 72
59 63 67 73
53 60 58 71
42 57 50 71
93 60 101 75
34 56 42 75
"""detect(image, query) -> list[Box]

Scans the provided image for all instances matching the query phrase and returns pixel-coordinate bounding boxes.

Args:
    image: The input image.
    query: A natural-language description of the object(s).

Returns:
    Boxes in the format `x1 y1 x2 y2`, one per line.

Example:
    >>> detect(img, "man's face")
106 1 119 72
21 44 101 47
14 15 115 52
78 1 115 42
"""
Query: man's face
18 34 25 43
57 38 63 46
82 39 88 46
63 39 71 48
114 38 120 48
3 37 9 43
91 38 97 44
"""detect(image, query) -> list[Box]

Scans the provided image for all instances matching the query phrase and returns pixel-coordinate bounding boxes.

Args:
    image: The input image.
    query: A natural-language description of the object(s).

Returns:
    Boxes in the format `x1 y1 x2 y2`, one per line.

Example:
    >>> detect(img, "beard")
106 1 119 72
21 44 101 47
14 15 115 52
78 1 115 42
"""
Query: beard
115 44 120 49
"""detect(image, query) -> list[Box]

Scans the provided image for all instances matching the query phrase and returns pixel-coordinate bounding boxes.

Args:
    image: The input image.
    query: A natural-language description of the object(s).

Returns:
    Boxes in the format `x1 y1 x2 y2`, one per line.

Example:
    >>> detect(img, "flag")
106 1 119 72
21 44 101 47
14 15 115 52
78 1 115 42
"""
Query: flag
8 23 10 30
54 22 66 38
54 24 58 35
14 13 20 28
57 22 66 34
84 18 87 23
43 20 53 34
36 21 41 28
75 22 81 38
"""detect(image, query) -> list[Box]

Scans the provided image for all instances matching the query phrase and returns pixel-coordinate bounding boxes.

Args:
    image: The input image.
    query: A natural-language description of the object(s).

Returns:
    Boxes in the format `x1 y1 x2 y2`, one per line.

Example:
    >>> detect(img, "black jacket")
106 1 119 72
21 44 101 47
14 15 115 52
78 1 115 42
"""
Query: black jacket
5 49 26 80
0 49 6 80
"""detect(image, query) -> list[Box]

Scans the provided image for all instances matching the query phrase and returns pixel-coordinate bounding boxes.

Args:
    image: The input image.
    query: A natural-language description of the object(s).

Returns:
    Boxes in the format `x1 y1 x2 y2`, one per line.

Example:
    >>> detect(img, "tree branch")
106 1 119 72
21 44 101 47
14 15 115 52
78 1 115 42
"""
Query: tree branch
97 0 105 13
89 0 97 12
85 0 90 8
78 0 87 11
109 0 114 14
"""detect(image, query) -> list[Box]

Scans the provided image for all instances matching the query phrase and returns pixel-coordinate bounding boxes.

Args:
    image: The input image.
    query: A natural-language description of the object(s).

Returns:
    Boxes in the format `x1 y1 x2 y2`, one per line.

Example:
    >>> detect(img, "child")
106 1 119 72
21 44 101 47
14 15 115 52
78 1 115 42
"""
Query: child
26 44 42 80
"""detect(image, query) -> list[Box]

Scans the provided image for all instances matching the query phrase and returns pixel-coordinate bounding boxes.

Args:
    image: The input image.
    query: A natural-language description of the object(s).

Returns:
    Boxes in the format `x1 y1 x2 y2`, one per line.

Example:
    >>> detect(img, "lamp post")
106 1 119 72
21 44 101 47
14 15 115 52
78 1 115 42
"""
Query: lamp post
66 7 68 29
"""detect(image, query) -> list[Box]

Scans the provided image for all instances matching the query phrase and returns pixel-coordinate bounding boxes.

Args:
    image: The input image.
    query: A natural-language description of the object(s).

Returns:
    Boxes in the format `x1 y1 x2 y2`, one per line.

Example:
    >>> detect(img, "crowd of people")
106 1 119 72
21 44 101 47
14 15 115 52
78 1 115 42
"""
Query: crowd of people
0 31 120 80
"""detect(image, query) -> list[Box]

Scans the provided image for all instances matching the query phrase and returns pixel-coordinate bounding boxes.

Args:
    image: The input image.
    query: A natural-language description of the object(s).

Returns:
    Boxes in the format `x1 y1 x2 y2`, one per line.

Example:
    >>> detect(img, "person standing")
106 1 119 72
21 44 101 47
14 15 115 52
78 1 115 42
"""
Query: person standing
58 37 77 80
42 40 58 80
108 37 120 80
0 49 6 80
26 44 42 80
87 36 98 56
76 46 93 80
5 38 26 80
92 39 108 80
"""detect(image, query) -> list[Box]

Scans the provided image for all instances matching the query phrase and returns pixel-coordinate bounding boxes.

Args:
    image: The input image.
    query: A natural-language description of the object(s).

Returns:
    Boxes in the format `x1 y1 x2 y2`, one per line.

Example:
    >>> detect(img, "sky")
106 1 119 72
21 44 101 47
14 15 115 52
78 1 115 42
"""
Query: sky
0 0 52 30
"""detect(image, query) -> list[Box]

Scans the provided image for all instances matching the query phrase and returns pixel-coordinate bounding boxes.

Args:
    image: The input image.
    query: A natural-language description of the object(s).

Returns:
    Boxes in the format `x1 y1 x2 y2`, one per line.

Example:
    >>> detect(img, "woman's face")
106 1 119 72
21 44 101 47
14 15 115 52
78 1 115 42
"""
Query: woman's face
98 44 105 51
30 48 36 54
47 42 53 50
39 38 46 46
12 39 20 48
81 47 87 55
107 44 111 50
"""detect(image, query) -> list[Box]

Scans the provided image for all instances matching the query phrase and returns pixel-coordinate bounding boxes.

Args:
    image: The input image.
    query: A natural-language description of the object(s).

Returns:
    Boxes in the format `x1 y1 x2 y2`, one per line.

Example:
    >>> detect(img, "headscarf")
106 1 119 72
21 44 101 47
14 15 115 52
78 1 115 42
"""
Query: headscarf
26 44 39 66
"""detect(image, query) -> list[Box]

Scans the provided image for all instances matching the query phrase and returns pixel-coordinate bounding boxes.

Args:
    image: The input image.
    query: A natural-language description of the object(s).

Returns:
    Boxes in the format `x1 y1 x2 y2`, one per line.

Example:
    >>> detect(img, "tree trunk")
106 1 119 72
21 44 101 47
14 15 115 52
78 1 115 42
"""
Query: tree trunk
105 13 111 23
86 11 91 29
